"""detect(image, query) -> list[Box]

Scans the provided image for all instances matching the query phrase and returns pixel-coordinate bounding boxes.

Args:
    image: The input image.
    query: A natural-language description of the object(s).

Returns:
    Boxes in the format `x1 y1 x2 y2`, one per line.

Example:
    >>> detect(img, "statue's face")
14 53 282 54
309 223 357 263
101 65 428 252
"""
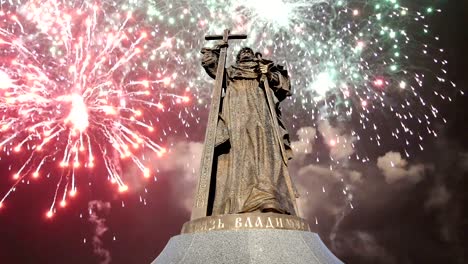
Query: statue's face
237 48 254 62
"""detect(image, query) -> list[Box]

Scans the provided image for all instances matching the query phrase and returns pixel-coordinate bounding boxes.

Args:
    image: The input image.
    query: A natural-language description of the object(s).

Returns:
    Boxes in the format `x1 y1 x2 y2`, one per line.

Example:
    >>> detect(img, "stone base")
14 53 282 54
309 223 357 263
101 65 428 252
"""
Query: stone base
152 229 343 264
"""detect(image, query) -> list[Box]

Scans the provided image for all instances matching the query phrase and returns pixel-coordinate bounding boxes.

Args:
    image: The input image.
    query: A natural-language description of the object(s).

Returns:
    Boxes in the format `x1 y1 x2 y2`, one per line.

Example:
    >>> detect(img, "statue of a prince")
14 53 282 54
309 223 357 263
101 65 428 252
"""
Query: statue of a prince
201 41 297 216
154 32 344 264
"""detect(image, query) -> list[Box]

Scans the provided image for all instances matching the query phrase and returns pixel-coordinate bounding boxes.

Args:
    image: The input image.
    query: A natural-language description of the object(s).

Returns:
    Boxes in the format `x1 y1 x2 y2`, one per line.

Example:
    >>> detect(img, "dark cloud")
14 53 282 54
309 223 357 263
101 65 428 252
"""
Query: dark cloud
333 231 397 264
460 152 468 171
425 185 451 209
289 117 468 263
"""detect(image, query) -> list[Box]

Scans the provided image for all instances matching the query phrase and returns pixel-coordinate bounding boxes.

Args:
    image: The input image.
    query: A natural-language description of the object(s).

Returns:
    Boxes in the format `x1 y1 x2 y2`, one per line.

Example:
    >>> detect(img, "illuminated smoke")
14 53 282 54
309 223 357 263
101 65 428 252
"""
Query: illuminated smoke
88 200 112 264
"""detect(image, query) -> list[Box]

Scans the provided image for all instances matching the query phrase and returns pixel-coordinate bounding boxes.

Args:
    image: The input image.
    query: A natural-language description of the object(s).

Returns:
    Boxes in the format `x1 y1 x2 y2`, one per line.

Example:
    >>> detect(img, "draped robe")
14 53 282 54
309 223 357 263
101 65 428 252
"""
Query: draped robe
201 46 295 215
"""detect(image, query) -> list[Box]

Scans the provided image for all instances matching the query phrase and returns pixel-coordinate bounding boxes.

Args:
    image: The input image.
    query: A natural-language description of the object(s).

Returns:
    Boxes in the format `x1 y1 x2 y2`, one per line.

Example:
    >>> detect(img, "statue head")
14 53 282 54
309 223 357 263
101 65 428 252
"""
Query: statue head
236 47 255 63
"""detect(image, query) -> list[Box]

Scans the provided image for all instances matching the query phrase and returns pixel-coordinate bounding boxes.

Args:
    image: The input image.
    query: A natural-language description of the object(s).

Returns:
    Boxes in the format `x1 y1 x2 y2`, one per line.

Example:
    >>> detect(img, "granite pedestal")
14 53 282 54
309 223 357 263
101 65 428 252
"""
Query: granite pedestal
152 229 343 264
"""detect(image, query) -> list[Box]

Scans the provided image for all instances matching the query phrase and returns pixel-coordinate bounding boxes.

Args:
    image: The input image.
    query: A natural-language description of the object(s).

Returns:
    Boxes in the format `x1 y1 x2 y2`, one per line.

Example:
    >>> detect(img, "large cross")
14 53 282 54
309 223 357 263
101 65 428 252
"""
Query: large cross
191 29 247 220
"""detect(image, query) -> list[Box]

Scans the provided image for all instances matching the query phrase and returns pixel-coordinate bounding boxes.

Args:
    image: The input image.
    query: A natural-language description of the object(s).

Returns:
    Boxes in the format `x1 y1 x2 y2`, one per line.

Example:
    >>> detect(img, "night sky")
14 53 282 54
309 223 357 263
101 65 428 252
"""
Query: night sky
0 1 467 264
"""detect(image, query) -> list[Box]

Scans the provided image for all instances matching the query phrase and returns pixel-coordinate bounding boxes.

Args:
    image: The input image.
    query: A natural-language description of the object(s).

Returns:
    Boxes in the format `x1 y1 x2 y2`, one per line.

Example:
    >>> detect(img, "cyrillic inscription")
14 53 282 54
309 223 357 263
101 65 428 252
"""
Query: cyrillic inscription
182 213 311 234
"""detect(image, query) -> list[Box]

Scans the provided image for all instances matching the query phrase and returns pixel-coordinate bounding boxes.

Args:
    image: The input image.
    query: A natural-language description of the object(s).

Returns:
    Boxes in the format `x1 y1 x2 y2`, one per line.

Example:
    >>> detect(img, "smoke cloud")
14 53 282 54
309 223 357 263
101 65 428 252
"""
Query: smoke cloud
291 126 317 159
317 120 356 161
159 141 203 211
376 151 426 184
88 200 112 264
334 231 397 264
425 185 451 209
460 152 468 171
290 123 360 250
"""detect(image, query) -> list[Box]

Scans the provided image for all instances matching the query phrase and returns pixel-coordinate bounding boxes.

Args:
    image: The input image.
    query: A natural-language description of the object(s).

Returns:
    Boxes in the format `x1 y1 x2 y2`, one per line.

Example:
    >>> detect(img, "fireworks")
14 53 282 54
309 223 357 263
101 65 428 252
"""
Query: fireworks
0 0 457 216
0 0 189 215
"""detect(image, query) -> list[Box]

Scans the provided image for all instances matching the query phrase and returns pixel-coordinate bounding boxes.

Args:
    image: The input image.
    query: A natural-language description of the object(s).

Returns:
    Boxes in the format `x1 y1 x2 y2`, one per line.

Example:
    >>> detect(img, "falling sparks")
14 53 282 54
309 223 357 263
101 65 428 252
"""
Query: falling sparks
0 0 190 213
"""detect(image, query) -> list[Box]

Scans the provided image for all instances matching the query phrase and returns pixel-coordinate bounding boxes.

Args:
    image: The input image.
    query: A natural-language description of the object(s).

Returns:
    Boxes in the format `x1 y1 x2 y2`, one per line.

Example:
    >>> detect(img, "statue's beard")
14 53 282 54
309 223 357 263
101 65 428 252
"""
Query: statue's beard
238 52 255 63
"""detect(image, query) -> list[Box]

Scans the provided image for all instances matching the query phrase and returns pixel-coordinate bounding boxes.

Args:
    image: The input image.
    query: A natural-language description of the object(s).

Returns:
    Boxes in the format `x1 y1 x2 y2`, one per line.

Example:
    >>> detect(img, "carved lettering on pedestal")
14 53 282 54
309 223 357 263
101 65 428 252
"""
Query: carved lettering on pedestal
182 213 311 234
245 217 253 228
276 217 283 228
255 217 263 228
265 218 274 229
235 217 242 228
218 218 225 229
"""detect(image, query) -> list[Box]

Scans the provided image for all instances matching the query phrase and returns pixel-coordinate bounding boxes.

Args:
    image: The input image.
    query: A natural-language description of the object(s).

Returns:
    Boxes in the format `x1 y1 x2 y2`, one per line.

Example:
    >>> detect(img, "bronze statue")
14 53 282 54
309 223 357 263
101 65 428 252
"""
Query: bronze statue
190 30 298 220
154 32 342 264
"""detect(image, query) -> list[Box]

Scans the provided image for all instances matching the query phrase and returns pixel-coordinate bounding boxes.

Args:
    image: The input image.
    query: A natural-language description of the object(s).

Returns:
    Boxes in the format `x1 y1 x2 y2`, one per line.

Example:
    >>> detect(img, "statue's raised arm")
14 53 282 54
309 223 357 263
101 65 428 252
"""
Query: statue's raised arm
201 42 226 79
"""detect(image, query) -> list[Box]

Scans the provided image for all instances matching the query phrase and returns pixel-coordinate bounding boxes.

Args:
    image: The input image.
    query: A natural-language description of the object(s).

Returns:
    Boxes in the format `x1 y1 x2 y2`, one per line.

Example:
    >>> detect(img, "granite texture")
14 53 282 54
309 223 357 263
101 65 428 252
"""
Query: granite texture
152 229 343 264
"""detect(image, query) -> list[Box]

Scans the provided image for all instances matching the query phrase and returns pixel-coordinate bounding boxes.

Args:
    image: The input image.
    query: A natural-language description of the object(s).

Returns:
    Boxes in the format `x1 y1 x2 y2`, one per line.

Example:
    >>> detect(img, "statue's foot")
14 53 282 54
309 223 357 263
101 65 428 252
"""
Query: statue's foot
259 202 285 214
